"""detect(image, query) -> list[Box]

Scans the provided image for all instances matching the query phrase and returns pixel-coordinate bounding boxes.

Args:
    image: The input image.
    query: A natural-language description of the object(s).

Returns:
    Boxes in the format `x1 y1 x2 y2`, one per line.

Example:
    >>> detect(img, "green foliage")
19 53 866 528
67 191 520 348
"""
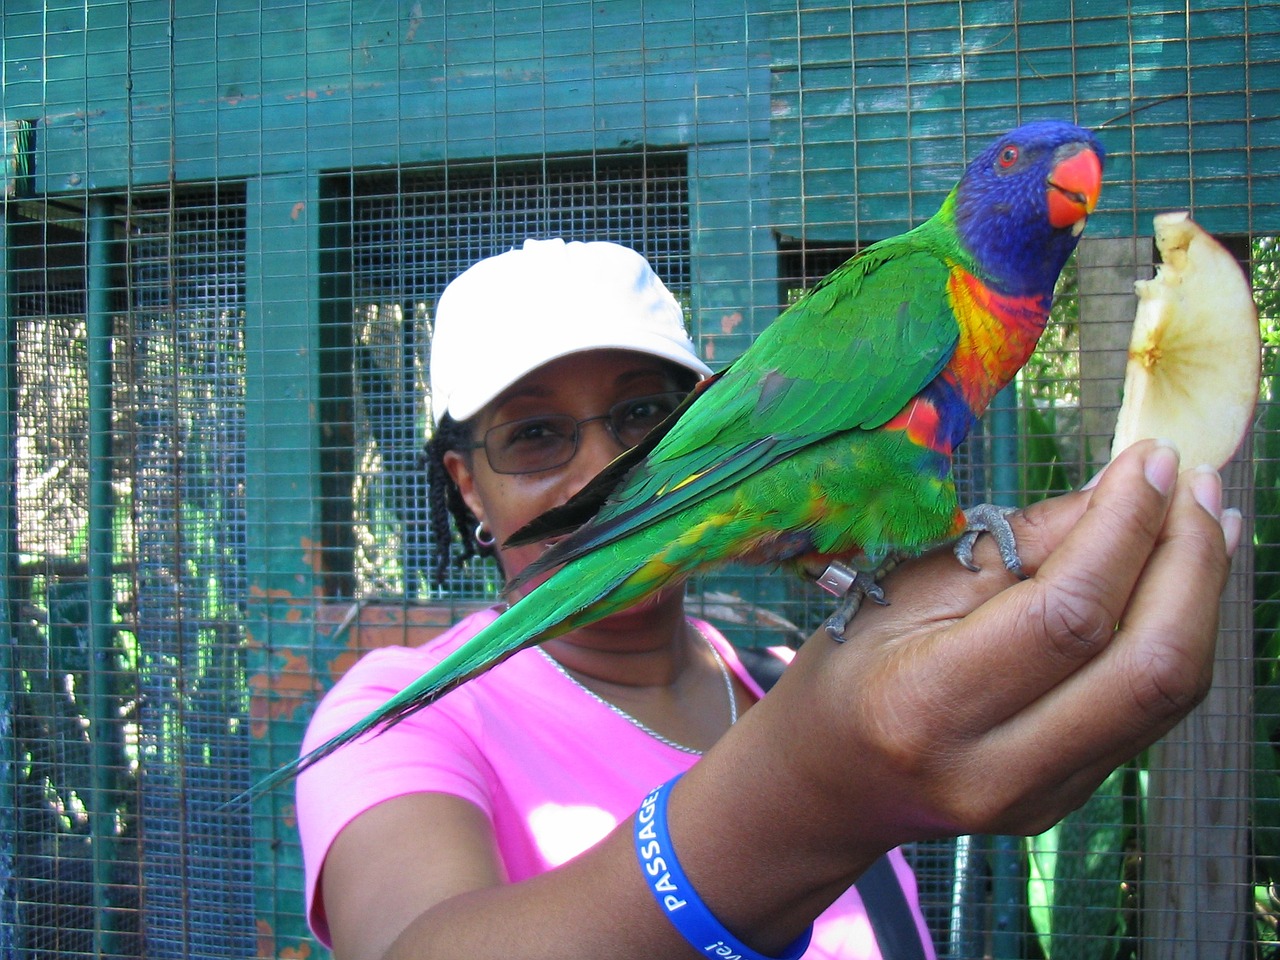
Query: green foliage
1248 237 1280 951
1019 403 1077 503
1253 381 1280 892
1023 254 1081 409
1017 253 1085 504
1028 767 1132 960
1257 237 1280 361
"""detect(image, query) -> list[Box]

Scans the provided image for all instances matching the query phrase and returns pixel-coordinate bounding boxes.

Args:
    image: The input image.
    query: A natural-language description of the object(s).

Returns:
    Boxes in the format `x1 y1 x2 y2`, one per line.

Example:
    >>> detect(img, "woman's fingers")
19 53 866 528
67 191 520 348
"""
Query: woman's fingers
977 454 1229 803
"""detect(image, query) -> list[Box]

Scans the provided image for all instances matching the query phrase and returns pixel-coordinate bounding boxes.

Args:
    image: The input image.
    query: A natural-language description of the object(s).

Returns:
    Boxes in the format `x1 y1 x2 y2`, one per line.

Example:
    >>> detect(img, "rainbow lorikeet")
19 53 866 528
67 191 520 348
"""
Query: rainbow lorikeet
255 119 1103 794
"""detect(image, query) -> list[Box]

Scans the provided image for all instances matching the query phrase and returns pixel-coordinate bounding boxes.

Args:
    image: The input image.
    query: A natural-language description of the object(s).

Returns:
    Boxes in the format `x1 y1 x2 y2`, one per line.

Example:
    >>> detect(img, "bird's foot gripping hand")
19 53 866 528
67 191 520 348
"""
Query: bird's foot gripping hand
815 562 889 641
954 503 1027 578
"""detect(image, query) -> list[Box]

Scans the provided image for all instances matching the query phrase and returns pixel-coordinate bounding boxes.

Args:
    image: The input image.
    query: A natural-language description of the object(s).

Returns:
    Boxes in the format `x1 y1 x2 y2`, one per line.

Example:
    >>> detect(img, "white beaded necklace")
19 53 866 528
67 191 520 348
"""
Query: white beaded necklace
536 621 738 756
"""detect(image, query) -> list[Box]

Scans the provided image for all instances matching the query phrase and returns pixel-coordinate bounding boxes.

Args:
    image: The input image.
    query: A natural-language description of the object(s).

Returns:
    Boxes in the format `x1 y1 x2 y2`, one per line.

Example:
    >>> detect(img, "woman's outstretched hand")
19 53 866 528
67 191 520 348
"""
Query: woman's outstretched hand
676 440 1236 952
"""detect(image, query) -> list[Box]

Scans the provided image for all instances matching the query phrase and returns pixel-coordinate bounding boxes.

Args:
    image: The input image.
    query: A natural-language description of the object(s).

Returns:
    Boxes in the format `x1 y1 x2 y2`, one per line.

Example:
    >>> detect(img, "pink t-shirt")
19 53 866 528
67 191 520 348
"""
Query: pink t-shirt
296 609 936 958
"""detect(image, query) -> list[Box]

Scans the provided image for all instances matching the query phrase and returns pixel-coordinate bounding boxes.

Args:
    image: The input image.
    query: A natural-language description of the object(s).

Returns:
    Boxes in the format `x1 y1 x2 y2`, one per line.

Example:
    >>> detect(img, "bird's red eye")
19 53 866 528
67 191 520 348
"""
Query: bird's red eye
998 145 1019 168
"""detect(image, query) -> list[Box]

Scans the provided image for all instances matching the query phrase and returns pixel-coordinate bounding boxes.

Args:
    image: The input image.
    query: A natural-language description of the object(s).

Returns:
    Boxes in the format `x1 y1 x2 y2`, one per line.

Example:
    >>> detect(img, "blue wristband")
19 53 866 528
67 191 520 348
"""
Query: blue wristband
634 774 813 960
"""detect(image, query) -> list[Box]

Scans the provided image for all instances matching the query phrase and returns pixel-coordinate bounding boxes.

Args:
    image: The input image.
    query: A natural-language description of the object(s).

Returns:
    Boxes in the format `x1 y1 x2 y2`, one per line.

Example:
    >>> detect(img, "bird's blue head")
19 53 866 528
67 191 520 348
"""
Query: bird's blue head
952 119 1105 298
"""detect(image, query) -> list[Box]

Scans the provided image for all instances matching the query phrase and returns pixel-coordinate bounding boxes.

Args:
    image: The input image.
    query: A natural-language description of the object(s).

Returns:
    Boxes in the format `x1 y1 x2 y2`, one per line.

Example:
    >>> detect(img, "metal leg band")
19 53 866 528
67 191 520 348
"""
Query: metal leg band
816 562 857 597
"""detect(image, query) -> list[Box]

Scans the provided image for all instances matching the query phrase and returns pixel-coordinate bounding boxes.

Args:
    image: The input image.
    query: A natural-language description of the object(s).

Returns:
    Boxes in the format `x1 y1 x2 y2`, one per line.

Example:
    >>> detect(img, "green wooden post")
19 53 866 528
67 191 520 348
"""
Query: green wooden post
685 141 794 646
86 195 123 957
987 386 1019 510
244 172 330 958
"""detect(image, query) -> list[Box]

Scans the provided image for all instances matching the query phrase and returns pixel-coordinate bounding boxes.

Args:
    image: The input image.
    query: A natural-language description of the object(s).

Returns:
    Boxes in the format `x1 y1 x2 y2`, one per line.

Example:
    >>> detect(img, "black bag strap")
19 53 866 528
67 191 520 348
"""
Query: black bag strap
735 645 929 960
735 644 788 690
853 857 929 960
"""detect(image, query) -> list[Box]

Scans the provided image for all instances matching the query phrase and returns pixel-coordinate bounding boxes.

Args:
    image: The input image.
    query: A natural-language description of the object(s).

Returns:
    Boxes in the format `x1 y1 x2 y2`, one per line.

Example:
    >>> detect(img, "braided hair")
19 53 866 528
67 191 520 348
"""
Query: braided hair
424 413 497 589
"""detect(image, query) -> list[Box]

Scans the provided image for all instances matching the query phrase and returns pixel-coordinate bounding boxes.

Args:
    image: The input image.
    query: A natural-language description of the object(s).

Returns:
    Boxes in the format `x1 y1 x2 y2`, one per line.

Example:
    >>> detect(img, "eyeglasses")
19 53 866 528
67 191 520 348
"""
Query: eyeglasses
469 391 688 475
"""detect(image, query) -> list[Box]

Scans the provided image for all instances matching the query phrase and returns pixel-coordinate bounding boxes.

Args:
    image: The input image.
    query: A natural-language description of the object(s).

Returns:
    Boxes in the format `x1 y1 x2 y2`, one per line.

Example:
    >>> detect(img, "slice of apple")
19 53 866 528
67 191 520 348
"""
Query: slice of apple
1110 211 1261 468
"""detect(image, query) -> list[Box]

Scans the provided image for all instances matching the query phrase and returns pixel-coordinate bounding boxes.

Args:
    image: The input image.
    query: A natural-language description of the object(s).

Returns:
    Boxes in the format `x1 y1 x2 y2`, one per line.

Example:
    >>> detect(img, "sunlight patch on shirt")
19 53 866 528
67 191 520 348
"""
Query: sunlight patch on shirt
810 909 876 957
527 803 617 865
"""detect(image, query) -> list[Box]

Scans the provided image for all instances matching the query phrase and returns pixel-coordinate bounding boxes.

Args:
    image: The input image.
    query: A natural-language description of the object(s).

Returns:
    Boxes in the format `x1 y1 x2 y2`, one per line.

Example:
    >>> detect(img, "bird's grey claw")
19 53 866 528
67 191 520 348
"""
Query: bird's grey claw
953 529 983 572
955 503 1026 578
818 564 888 642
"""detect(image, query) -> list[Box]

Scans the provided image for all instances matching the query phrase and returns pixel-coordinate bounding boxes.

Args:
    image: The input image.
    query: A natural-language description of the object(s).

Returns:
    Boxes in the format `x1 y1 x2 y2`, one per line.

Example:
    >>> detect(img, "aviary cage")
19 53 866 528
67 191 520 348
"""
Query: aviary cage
0 2 1275 957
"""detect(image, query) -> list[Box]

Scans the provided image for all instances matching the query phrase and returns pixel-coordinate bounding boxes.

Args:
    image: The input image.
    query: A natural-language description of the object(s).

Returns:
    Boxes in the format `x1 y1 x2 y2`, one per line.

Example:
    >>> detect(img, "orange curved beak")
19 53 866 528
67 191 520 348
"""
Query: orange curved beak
1046 146 1103 229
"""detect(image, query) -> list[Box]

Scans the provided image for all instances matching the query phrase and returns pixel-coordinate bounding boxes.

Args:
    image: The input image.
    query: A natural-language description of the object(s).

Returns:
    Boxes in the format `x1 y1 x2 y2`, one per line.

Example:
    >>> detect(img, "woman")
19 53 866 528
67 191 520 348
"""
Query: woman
297 239 1238 960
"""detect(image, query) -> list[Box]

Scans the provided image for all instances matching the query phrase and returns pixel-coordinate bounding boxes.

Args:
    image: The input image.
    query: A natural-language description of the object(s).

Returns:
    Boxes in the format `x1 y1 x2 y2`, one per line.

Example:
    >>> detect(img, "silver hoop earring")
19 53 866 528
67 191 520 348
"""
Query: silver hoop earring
474 523 496 548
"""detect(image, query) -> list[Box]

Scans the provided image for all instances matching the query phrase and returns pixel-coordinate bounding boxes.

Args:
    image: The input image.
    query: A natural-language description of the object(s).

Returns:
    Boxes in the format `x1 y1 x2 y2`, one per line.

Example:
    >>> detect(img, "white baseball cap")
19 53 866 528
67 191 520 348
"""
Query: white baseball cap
429 238 712 424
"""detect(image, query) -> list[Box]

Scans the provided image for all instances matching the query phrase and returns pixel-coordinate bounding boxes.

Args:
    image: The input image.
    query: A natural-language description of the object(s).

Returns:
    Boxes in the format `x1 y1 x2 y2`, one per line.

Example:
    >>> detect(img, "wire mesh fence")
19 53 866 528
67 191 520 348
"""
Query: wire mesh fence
0 1 1276 957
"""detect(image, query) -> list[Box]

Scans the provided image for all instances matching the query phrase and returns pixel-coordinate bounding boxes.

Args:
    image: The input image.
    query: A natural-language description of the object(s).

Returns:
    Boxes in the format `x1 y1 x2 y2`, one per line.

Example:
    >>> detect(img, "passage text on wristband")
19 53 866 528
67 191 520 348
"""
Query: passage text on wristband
634 774 813 960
